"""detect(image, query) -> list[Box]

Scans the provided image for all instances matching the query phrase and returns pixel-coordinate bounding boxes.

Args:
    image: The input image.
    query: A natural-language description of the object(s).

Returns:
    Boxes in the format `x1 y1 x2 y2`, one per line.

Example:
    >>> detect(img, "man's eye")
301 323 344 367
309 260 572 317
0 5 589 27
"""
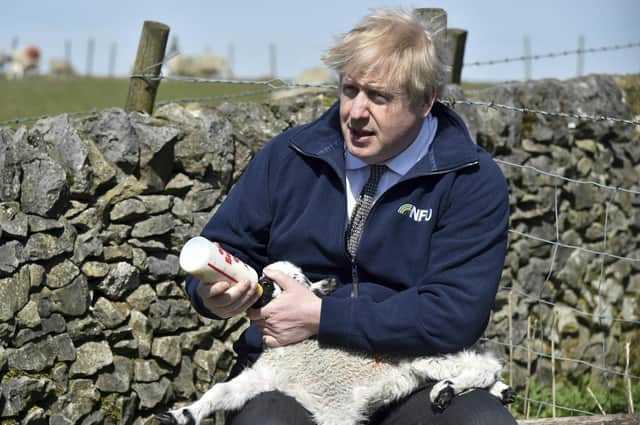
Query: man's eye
369 91 389 104
342 84 358 97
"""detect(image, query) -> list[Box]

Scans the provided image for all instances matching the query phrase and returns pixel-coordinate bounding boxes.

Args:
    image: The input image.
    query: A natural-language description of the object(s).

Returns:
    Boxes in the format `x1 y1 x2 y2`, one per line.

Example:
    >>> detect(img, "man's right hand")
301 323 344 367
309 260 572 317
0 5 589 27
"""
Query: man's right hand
196 279 261 318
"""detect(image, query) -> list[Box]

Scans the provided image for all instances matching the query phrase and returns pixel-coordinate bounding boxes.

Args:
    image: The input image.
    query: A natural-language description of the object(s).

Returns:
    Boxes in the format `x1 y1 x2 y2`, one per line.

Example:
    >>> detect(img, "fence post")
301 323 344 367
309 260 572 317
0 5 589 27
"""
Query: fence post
413 8 467 85
447 28 467 84
125 21 170 114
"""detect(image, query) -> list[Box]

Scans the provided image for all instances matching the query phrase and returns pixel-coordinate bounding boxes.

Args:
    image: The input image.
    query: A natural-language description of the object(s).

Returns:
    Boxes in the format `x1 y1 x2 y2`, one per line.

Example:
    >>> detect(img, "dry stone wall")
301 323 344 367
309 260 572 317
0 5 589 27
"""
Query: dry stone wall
0 74 638 424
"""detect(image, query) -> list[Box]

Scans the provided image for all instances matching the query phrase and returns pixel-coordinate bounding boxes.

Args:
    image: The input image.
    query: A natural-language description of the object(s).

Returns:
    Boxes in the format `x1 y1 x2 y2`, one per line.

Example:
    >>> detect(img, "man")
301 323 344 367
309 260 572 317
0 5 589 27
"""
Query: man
186 8 515 425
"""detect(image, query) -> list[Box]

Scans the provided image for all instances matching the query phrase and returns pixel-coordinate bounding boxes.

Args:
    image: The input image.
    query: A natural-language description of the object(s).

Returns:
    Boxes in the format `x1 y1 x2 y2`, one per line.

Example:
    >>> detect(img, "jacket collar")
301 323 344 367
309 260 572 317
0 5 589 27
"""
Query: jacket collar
287 101 479 179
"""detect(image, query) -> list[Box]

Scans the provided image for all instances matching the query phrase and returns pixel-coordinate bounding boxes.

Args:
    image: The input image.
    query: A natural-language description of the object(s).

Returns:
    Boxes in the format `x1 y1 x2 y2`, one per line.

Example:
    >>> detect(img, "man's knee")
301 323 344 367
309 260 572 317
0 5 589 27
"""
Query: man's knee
372 385 517 425
441 389 517 425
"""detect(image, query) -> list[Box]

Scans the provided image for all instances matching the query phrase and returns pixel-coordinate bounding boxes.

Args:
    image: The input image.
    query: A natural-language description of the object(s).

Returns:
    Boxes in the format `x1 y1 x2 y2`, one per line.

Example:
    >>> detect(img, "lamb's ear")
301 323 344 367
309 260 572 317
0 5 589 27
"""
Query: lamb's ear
310 277 337 297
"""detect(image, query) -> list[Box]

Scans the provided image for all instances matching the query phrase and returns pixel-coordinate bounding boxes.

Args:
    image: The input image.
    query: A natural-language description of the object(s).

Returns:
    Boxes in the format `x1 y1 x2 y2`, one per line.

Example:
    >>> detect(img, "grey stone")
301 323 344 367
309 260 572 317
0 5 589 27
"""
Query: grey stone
132 377 173 410
6 333 75 372
81 261 110 278
110 198 147 222
16 299 41 328
0 270 30 322
173 356 197 399
0 377 54 417
147 254 180 280
70 341 113 377
67 316 104 343
130 310 153 358
96 355 133 393
174 108 234 180
83 108 140 176
149 299 199 334
28 215 65 233
132 117 182 191
134 358 169 382
151 335 182 366
50 379 100 425
23 406 47 425
0 202 28 237
156 280 184 298
41 274 90 317
100 393 138 425
103 243 134 261
131 213 175 238
73 228 103 263
67 206 104 232
94 297 130 329
14 313 66 346
20 156 69 217
47 259 80 288
126 284 157 312
95 262 140 300
138 195 172 214
0 240 24 276
165 172 194 195
101 223 132 244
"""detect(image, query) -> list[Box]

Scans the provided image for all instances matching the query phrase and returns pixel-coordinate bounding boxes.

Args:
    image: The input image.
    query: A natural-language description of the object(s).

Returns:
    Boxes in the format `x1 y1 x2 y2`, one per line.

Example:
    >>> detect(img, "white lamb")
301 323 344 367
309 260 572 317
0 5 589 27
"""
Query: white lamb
157 261 515 425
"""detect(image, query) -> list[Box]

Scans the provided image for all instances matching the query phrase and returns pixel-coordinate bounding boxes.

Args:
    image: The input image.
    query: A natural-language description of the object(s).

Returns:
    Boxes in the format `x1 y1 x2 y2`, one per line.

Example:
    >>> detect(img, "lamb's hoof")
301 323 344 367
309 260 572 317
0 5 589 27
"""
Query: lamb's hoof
155 410 195 425
501 387 517 405
432 385 455 411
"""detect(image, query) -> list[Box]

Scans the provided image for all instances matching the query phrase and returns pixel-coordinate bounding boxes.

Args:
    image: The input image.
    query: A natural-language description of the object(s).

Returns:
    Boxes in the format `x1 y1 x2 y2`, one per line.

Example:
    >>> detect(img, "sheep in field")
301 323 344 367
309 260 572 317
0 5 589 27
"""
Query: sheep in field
157 261 515 425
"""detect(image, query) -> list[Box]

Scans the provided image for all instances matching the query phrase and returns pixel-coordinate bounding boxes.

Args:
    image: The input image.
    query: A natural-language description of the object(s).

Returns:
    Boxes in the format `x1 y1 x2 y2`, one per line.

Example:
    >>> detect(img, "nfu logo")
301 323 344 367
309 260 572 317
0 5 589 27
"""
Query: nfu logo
397 203 433 222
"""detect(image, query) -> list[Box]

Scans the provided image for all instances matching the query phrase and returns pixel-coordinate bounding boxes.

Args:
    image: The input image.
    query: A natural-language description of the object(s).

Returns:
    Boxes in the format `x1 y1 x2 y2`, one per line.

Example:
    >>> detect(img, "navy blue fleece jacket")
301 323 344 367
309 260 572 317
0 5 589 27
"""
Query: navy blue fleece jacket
186 101 509 373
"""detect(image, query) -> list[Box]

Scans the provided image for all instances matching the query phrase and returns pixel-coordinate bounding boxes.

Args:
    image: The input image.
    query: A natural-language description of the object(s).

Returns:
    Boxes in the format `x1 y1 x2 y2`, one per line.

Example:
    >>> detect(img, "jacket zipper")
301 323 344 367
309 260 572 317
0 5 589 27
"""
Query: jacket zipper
347 159 479 298
290 142 480 297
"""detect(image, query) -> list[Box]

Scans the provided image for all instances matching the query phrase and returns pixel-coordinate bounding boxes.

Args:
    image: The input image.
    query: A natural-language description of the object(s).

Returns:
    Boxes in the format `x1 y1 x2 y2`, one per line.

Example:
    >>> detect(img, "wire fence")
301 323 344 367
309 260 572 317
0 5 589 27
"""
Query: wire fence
464 41 640 67
2 40 640 419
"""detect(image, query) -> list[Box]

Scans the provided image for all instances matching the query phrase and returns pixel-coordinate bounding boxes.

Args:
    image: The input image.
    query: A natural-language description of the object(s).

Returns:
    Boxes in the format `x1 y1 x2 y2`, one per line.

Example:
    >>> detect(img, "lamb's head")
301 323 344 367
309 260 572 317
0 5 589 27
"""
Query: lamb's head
252 261 337 308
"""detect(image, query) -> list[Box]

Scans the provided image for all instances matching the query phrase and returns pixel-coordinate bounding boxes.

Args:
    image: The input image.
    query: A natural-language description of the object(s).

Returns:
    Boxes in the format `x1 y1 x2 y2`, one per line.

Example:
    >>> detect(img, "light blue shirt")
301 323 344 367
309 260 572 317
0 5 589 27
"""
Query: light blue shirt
345 113 438 216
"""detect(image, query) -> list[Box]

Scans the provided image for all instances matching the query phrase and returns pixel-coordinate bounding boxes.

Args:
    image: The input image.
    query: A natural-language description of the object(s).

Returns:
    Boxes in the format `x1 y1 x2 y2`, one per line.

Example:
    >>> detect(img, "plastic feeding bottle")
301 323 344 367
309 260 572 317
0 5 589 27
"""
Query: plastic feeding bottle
179 236 273 308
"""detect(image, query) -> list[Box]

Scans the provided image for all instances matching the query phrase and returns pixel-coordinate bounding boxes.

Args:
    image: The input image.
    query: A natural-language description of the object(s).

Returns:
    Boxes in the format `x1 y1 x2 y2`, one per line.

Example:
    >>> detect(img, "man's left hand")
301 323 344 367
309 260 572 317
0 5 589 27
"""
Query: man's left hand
247 268 322 348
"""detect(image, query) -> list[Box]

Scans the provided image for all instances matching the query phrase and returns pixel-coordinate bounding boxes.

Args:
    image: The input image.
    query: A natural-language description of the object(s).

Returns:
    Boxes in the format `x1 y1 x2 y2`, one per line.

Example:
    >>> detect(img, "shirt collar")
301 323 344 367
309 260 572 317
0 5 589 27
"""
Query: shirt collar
344 113 438 175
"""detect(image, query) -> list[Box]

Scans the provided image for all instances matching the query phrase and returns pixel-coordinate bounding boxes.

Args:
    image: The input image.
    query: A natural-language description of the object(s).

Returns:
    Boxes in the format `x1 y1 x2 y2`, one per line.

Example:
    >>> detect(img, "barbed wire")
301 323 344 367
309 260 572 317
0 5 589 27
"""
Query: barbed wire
3 77 639 128
517 395 598 417
495 159 640 196
440 98 640 126
481 338 640 381
465 41 640 67
499 285 640 326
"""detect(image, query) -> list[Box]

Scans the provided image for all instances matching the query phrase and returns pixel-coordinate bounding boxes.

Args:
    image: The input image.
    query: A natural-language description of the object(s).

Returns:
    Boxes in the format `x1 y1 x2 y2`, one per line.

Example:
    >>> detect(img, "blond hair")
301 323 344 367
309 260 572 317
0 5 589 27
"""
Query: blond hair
322 8 447 103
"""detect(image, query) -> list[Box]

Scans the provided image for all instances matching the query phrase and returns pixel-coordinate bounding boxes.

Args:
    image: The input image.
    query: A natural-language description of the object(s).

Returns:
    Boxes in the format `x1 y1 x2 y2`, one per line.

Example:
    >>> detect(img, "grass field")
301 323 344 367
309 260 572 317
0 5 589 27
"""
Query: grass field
0 76 282 124
0 75 494 125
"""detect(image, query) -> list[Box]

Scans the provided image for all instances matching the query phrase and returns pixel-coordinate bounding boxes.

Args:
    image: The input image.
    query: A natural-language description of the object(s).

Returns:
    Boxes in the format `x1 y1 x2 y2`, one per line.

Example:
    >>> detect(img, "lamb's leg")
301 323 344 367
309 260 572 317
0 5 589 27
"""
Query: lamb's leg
156 366 274 425
488 380 517 404
407 354 507 410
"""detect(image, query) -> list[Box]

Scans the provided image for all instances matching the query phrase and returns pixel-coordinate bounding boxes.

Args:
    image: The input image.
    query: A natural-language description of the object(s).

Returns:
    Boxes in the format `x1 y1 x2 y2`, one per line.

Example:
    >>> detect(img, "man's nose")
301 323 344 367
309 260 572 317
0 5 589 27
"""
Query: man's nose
349 92 370 120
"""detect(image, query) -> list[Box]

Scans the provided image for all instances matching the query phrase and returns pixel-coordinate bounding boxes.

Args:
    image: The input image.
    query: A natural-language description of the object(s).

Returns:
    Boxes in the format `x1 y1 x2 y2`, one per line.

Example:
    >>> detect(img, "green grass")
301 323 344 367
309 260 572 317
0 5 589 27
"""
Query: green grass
0 76 277 124
0 75 494 125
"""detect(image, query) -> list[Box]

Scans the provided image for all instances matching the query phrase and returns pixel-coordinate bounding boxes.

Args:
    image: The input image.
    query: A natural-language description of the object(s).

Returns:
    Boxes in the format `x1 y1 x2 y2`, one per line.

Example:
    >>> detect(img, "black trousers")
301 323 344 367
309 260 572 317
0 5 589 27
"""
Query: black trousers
226 383 517 425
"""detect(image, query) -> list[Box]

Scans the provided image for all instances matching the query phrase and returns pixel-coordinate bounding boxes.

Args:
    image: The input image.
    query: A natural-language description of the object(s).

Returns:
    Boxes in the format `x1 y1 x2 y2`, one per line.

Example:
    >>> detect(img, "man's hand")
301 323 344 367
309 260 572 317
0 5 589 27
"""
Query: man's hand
247 268 322 348
197 278 261 319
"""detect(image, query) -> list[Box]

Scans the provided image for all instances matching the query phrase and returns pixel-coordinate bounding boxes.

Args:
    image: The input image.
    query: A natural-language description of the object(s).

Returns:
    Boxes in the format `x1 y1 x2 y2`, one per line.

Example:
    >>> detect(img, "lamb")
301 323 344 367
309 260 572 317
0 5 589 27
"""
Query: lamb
157 261 515 425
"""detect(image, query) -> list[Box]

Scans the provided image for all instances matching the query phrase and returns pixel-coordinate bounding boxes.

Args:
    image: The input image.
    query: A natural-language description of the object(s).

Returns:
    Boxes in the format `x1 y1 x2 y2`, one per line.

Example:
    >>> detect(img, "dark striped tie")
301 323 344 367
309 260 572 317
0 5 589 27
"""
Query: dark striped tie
345 164 386 259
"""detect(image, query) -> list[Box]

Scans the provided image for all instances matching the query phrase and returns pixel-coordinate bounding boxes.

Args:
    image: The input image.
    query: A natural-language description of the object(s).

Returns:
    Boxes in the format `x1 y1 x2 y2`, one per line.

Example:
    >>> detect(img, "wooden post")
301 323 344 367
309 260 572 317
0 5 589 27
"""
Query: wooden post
125 21 170 114
447 28 467 84
413 8 467 85
517 413 640 424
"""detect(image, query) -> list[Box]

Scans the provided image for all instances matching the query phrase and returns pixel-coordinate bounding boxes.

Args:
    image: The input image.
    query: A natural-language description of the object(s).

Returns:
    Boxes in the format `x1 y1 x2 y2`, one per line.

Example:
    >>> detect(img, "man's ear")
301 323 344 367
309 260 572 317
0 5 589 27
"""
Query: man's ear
421 88 437 118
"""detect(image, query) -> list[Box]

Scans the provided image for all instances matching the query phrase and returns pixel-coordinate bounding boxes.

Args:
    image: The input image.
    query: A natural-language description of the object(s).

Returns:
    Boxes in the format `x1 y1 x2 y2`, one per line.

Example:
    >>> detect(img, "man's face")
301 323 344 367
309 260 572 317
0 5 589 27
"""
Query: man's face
339 71 433 165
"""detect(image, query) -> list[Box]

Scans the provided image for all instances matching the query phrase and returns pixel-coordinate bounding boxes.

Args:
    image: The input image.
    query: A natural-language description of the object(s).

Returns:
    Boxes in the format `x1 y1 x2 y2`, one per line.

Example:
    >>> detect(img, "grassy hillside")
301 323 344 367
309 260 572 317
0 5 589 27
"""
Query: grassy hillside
0 75 494 124
0 76 276 124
